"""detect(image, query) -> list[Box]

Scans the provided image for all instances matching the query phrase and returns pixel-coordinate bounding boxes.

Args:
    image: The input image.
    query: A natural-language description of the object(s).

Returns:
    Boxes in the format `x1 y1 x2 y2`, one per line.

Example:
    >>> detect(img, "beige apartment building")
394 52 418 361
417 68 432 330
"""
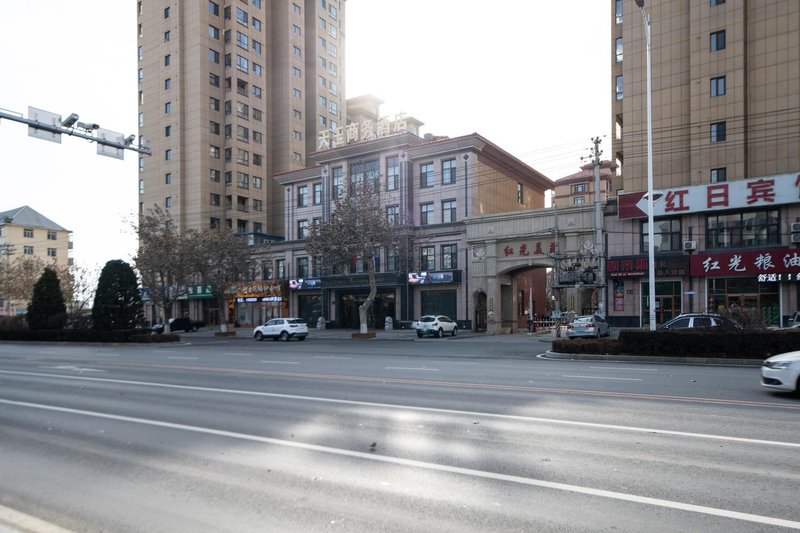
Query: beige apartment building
136 0 345 235
608 0 800 326
0 206 72 316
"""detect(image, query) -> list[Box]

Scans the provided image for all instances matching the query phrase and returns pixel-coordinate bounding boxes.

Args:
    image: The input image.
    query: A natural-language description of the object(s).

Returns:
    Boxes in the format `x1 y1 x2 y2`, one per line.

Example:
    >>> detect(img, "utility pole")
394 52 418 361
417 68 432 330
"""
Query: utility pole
591 136 606 316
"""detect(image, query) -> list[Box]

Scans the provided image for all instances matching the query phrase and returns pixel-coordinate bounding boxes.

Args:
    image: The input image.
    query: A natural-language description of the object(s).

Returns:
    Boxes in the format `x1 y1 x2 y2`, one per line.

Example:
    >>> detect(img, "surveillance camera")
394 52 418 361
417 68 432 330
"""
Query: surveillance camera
77 121 99 131
124 134 136 145
61 113 79 128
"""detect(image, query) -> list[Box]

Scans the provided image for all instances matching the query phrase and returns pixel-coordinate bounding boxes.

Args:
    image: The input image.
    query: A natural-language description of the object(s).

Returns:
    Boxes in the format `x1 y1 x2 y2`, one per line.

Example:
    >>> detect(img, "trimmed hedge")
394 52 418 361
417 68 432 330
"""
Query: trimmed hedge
0 329 180 343
553 329 800 359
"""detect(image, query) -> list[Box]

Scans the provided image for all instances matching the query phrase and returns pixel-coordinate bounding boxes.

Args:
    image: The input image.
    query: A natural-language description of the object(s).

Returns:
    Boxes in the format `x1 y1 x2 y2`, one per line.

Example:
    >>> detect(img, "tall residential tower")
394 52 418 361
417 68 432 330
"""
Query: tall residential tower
136 0 346 235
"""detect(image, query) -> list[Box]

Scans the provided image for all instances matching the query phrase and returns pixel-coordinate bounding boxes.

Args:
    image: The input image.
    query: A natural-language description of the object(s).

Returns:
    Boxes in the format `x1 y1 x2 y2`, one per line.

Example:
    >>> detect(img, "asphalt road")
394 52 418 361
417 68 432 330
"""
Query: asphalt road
1 334 798 532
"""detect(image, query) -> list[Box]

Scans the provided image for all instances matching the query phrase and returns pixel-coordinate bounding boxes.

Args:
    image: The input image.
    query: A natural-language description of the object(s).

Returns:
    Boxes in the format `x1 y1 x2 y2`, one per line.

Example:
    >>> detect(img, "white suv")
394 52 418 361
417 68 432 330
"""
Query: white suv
415 315 458 338
253 318 309 341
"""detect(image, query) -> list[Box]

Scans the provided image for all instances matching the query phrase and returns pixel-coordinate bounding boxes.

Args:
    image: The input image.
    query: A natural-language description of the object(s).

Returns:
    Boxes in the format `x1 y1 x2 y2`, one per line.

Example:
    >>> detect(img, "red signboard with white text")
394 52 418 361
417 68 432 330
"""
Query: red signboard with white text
690 248 800 277
618 173 800 219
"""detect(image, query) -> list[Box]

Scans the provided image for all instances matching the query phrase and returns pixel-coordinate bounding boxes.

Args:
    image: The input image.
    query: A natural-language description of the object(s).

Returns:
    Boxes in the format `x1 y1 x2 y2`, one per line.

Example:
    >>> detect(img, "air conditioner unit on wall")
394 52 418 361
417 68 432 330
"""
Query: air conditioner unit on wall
791 222 800 233
791 234 800 244
683 240 697 251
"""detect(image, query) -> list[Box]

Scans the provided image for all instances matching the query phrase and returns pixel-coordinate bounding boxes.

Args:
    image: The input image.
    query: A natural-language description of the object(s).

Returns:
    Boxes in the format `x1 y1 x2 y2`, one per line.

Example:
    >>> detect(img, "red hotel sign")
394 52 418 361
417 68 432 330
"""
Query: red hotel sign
618 173 800 219
690 248 800 277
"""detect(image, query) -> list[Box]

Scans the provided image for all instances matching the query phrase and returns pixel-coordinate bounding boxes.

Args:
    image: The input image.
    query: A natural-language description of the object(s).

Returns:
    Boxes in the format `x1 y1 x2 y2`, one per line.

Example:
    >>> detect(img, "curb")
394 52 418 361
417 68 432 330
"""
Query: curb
542 350 763 367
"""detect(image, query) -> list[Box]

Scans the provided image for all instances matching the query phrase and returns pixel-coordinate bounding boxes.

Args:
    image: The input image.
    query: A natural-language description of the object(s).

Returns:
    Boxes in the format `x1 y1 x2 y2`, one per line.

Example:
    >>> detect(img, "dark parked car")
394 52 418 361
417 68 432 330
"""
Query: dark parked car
659 313 742 331
152 317 205 334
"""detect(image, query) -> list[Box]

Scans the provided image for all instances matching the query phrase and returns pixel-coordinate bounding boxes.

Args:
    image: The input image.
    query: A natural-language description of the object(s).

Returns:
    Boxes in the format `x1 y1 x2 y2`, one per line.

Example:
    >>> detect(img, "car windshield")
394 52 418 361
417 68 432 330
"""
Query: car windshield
288 319 306 324
419 316 436 322
574 316 592 323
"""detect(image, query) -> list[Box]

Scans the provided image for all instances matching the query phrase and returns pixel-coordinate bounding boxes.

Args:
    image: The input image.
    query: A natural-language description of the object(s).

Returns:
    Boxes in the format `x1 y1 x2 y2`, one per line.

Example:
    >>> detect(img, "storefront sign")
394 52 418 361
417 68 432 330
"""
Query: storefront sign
321 272 404 288
618 173 800 219
289 278 321 290
187 284 214 299
407 270 461 284
236 296 283 303
756 273 800 282
606 254 689 278
226 280 287 298
317 113 411 150
691 248 800 276
613 279 625 311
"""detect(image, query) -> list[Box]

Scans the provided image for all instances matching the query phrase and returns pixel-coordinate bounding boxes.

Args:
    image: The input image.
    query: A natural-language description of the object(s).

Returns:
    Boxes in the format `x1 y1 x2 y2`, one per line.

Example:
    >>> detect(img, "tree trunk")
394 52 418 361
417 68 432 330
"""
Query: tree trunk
218 295 229 333
359 259 377 334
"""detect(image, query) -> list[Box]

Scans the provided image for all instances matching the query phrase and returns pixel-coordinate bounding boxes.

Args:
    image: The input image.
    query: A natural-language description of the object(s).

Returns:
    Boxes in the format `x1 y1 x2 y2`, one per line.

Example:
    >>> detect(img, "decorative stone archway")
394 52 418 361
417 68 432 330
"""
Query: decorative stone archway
465 205 598 334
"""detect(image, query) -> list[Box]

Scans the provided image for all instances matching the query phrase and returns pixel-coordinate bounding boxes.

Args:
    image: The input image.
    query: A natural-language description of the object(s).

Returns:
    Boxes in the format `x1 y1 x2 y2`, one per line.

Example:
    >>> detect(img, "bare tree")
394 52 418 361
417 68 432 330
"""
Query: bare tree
0 255 46 303
133 206 193 333
306 181 401 334
187 227 255 333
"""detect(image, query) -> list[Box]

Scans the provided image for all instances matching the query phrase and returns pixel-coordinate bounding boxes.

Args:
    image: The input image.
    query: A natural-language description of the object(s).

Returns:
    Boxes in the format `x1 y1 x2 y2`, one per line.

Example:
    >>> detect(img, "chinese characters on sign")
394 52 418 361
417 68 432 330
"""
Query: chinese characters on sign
502 241 555 257
690 249 800 277
187 284 214 299
318 113 410 150
606 255 689 278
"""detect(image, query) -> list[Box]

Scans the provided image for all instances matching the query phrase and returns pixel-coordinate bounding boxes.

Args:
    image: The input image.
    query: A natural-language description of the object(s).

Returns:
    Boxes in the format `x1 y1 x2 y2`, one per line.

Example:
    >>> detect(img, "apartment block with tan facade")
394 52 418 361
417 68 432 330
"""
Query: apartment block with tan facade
0 206 72 316
608 0 800 327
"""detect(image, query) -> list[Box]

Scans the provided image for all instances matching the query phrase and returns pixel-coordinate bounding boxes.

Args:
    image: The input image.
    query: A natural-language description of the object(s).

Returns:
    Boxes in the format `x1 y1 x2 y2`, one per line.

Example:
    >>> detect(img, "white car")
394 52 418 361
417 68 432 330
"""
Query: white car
761 351 800 392
415 315 457 338
253 318 309 342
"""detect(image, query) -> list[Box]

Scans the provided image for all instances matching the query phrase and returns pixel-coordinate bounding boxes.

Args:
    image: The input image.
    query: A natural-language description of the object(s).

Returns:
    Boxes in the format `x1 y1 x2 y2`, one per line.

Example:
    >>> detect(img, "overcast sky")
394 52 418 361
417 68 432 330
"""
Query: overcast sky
0 0 609 275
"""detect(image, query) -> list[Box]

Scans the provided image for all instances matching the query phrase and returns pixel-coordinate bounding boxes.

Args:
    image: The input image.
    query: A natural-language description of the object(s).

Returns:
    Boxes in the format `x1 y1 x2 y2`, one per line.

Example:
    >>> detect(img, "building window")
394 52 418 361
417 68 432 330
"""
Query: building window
297 185 308 207
253 17 261 31
420 203 434 225
210 121 220 135
615 75 623 100
164 6 171 17
710 121 726 143
641 218 682 252
165 196 173 208
165 149 173 161
209 1 219 15
420 247 435 270
210 97 220 111
252 85 262 98
47 248 57 258
209 49 219 63
237 172 249 188
615 37 623 62
210 169 220 182
165 172 172 184
573 183 587 193
293 45 302 57
293 130 302 141
710 167 727 183
313 183 322 205
236 7 248 26
209 25 219 39
386 205 399 225
164 31 171 42
252 131 262 144
442 159 456 185
710 0 725 5
706 209 779 248
615 0 623 23
276 259 286 279
210 193 220 206
297 219 309 240
164 102 172 113
420 163 434 188
574 197 585 205
252 199 262 212
236 55 249 72
710 30 726 52
332 166 344 198
236 31 248 49
442 244 457 270
293 67 302 78
209 73 220 87
386 155 399 191
210 145 220 159
253 176 262 189
164 54 171 66
165 78 171 90
296 257 309 278
442 200 457 223
23 228 33 238
23 246 33 255
293 2 301 14
349 159 379 194
47 231 57 240
710 76 726 97
293 24 301 35
517 183 524 204
387 249 399 272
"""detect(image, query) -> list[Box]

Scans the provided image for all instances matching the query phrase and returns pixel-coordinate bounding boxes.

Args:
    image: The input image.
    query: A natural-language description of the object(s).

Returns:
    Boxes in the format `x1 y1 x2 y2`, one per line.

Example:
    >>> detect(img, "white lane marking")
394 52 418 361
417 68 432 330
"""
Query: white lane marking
385 367 439 372
563 375 643 381
0 503 74 533
314 356 351 359
1 370 797 449
1 397 798 531
37 366 107 373
260 360 300 365
589 367 658 372
167 356 198 361
224 352 252 356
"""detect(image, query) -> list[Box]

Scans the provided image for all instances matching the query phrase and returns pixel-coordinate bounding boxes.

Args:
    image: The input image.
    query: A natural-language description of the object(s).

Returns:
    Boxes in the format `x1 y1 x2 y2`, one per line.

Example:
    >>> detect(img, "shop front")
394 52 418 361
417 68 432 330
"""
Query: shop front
227 280 289 327
289 278 323 327
690 248 800 326
320 272 406 329
409 270 462 324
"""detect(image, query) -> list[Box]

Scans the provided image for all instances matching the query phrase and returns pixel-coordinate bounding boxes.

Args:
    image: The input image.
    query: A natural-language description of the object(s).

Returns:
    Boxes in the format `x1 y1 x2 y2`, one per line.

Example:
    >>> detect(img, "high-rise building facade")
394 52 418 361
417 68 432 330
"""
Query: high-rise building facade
136 0 346 235
607 0 800 326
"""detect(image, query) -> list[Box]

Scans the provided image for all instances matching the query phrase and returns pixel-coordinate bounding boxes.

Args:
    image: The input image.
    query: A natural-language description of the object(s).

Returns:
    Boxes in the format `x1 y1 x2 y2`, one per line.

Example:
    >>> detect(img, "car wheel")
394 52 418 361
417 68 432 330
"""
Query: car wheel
436 328 443 338
280 331 289 342
452 326 457 337
255 331 264 341
298 336 306 341
417 331 424 338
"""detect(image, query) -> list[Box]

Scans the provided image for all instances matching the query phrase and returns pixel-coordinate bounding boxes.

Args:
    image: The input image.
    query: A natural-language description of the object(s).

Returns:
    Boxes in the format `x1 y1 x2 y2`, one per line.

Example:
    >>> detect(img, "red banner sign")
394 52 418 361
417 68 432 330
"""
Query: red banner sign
690 248 800 276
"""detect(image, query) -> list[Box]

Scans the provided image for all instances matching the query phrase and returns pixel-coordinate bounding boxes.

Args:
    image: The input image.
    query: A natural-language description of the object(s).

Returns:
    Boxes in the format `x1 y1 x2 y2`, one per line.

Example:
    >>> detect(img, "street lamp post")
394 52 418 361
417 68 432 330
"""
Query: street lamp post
636 0 657 331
